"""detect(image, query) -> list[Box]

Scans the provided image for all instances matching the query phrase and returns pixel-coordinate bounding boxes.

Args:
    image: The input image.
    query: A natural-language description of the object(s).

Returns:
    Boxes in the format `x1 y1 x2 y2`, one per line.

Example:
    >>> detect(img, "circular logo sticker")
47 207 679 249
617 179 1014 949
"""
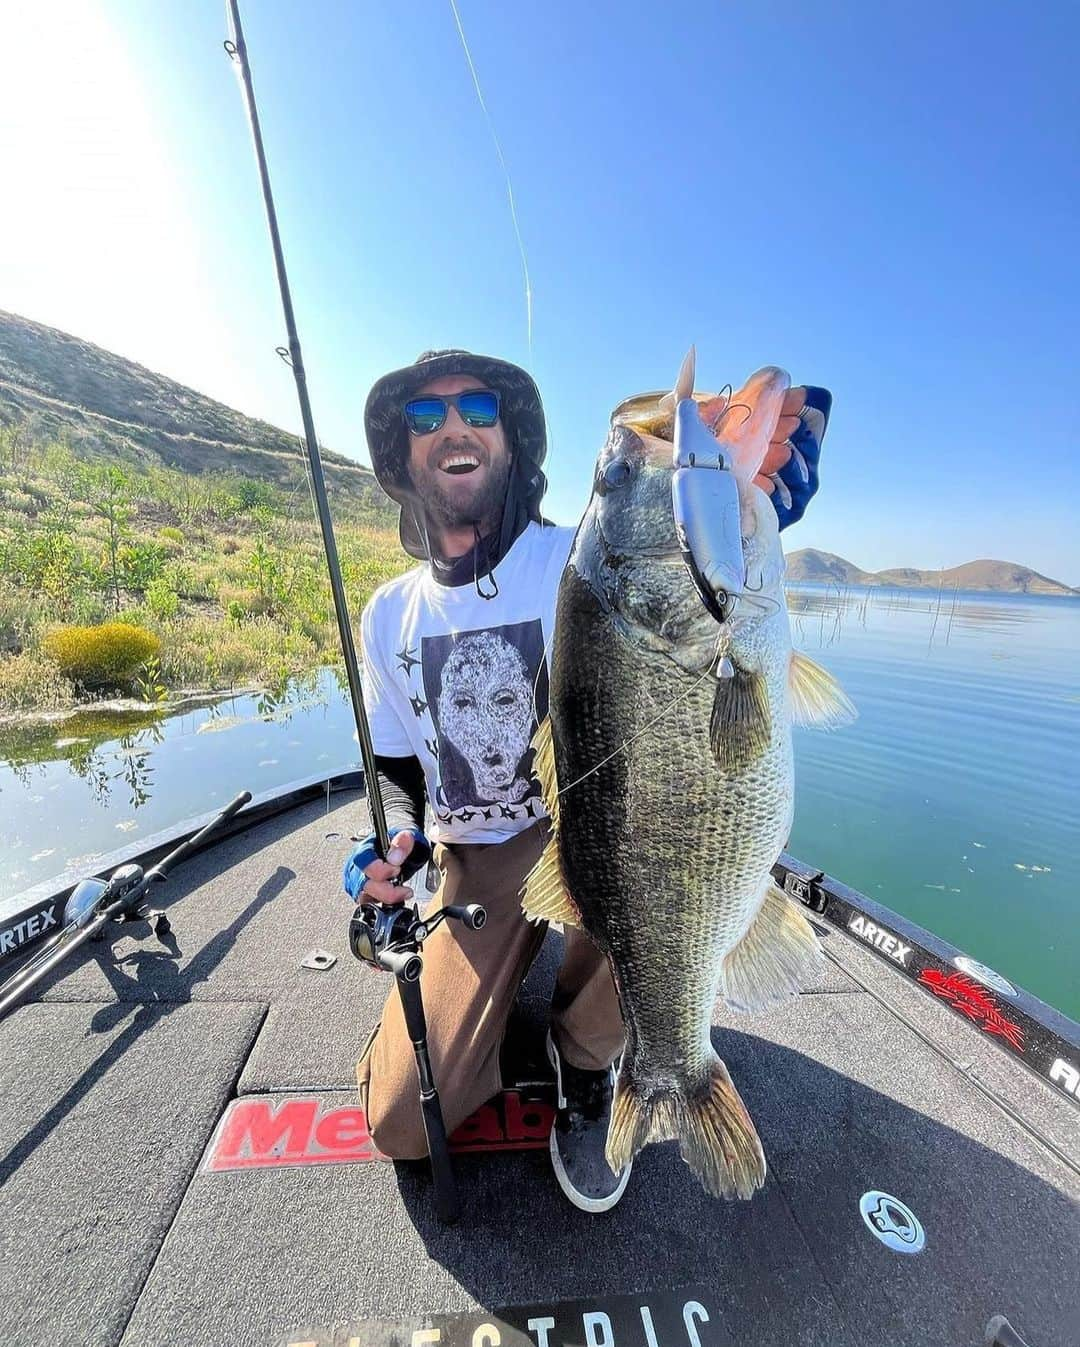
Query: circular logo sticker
859 1191 925 1254
953 956 1017 998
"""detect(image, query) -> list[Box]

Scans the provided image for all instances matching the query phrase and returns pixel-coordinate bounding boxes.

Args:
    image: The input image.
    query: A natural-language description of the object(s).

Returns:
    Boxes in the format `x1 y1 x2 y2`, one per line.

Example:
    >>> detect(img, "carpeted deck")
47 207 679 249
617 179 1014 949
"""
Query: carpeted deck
1 789 1077 1347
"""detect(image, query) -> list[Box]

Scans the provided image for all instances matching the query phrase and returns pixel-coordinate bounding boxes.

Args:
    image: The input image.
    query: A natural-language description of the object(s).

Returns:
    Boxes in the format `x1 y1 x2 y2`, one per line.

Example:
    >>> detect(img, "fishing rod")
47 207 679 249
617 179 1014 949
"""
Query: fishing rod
0 791 252 1021
223 0 480 1225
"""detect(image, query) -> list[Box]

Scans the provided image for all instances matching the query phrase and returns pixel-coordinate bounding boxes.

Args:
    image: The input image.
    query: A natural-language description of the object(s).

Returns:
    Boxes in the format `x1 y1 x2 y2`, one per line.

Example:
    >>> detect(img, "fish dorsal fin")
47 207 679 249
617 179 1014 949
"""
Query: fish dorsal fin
788 651 857 728
520 716 583 929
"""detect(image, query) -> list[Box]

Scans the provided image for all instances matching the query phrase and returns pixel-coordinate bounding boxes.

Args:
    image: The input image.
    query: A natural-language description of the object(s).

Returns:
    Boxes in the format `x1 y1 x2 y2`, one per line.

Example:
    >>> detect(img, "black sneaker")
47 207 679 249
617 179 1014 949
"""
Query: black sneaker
546 1030 632 1212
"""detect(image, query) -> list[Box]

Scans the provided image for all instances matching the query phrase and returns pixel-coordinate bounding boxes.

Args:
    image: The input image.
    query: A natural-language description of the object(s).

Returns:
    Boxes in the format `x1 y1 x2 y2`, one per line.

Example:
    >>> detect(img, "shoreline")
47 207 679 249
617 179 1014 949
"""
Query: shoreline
0 682 268 731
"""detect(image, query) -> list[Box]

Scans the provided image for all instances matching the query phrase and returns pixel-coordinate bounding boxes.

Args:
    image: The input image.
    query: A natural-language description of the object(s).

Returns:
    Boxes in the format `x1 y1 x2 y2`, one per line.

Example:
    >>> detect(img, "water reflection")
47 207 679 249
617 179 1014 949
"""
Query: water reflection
3 711 165 809
0 668 348 899
785 582 1075 650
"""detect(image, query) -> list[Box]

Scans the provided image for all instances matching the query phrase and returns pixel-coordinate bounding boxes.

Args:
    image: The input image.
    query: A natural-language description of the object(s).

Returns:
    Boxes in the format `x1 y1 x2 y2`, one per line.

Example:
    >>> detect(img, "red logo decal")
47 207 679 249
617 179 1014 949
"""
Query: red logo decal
448 1090 554 1152
204 1090 555 1173
205 1097 384 1171
917 970 1025 1052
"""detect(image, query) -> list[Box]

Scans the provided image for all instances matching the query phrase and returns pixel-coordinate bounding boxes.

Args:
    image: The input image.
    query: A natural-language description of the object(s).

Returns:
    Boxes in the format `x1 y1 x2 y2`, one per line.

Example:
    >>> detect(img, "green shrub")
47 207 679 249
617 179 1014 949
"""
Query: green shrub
42 622 160 689
158 526 184 546
234 479 278 513
145 576 179 621
133 655 168 704
118 539 165 592
1 488 37 515
0 649 75 711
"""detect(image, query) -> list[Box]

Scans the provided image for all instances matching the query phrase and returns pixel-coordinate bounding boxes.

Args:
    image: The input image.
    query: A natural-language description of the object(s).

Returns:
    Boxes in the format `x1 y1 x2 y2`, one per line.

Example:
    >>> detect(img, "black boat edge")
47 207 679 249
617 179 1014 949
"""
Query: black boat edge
0 769 363 967
773 854 1080 1116
3 769 1078 1118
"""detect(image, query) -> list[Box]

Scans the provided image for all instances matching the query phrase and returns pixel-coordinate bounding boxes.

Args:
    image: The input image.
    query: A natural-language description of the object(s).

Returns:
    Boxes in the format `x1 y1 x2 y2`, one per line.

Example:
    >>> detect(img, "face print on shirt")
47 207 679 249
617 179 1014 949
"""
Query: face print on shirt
421 620 549 811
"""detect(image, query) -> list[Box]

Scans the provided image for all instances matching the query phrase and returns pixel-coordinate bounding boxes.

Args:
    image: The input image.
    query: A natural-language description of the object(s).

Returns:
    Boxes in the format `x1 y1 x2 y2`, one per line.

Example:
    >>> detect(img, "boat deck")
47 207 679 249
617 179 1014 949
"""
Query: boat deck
1 787 1077 1347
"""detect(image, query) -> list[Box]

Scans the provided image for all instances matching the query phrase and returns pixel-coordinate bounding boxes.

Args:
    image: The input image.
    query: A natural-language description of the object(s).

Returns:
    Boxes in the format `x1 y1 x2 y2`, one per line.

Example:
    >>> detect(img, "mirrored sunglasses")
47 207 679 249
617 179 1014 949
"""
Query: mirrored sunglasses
403 389 501 435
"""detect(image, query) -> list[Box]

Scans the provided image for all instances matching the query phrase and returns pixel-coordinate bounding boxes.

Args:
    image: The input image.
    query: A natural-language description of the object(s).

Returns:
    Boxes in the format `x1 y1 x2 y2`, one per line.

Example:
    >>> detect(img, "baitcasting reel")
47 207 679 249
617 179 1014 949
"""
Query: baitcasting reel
348 896 486 977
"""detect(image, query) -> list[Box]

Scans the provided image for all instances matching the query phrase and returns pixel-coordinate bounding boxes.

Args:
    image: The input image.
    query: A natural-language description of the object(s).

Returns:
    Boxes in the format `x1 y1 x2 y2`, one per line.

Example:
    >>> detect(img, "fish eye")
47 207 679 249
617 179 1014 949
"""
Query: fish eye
600 457 634 492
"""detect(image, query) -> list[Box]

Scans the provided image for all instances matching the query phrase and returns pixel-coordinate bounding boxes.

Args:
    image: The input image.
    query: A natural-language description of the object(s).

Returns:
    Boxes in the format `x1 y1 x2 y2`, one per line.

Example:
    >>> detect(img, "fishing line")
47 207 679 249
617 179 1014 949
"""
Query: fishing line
447 0 533 360
555 635 727 799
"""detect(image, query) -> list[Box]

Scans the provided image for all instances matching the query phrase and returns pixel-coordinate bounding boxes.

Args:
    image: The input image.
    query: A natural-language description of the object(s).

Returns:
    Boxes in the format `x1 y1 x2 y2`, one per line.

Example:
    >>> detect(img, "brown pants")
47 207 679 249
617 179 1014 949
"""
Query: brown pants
355 818 625 1160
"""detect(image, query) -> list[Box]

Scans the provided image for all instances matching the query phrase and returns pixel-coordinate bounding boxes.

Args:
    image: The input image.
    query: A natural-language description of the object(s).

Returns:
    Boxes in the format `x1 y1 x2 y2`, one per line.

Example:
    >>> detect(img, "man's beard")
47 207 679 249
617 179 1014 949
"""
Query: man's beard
413 439 511 537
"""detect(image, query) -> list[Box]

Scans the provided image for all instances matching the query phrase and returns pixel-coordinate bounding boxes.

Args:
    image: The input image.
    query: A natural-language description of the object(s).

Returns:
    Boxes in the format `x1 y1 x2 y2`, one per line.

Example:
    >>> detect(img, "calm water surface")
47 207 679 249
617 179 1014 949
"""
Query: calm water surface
2 586 1077 1017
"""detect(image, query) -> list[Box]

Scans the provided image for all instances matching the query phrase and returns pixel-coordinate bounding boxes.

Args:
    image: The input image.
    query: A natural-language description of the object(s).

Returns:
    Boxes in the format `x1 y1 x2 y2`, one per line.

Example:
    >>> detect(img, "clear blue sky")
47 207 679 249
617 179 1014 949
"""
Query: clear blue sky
2 1 1078 582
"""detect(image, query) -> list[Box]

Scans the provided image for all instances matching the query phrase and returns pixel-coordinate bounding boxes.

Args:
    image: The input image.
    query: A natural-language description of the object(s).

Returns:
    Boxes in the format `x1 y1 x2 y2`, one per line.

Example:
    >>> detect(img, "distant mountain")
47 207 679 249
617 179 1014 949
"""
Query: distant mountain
0 310 393 518
783 548 874 586
786 549 1077 596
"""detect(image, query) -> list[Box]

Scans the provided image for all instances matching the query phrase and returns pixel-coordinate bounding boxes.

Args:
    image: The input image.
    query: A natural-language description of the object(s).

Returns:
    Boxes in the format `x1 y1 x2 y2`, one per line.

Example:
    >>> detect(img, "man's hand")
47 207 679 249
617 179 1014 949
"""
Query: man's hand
754 384 831 531
693 381 830 531
756 385 811 493
342 829 430 906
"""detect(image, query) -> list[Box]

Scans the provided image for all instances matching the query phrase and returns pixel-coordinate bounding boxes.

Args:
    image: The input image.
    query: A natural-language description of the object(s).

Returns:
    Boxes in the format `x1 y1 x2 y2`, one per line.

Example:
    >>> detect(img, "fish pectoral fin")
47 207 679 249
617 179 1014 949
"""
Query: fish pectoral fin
520 847 584 928
788 650 857 728
530 714 560 825
520 715 583 929
721 879 825 1013
607 1056 765 1200
709 667 770 770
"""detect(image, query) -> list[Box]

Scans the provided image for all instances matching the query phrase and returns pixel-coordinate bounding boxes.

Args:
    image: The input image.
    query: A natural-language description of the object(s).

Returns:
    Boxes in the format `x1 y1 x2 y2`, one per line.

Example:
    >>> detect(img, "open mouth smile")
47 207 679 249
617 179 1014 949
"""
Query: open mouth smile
438 453 481 477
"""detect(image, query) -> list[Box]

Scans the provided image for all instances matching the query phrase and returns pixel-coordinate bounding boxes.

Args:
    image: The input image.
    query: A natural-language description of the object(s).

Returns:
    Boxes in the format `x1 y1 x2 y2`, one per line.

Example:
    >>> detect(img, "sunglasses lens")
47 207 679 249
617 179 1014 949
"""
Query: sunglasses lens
404 398 446 435
457 390 499 427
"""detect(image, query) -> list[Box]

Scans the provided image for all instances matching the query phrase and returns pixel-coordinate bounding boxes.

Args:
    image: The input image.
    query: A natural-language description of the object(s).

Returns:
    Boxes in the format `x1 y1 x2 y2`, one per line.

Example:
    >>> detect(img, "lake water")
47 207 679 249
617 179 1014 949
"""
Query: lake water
1 586 1077 1017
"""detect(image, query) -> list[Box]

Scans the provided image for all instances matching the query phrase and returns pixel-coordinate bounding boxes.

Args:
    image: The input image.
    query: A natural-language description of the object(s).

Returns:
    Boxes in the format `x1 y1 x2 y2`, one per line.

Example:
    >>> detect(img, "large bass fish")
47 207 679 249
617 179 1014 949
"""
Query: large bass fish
522 352 855 1199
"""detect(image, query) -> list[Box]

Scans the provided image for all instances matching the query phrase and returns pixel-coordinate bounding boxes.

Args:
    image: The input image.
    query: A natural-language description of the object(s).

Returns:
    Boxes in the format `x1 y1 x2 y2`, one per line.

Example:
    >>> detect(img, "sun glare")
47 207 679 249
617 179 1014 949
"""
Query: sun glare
0 2 220 391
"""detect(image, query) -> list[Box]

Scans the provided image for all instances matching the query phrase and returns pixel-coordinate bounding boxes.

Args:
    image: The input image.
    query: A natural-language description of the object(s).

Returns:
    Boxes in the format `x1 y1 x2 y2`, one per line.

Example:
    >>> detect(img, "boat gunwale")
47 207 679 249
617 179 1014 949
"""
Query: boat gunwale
774 851 1080 1113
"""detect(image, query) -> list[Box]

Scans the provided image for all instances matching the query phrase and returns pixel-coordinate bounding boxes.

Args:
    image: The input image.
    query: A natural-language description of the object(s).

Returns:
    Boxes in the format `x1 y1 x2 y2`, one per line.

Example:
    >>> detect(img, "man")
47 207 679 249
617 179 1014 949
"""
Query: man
346 349 826 1212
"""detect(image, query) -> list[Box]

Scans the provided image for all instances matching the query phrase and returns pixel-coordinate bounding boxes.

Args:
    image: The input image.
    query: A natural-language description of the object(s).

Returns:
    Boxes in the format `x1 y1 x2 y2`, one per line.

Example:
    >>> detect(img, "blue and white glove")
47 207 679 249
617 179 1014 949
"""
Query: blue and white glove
342 827 432 902
769 386 831 532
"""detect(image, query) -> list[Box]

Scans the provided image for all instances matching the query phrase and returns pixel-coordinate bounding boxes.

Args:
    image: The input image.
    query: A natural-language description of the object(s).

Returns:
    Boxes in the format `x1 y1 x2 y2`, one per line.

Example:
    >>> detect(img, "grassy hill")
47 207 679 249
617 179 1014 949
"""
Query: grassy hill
0 309 389 511
0 312 411 715
787 549 1076 596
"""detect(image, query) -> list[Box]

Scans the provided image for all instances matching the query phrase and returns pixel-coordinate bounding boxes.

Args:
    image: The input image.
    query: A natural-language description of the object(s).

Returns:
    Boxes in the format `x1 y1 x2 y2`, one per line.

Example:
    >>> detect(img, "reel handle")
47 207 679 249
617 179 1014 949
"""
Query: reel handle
380 947 422 981
442 903 487 931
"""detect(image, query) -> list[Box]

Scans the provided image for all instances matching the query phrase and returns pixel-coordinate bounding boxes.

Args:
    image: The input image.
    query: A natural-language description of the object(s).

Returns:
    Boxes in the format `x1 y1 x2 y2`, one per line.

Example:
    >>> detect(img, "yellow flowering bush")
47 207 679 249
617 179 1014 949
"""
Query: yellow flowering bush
41 622 160 689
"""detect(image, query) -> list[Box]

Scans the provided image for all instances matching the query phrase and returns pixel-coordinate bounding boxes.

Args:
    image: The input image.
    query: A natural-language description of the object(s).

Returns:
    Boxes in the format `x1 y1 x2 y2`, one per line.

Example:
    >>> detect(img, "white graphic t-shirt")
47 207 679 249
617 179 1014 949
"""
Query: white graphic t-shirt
360 519 576 846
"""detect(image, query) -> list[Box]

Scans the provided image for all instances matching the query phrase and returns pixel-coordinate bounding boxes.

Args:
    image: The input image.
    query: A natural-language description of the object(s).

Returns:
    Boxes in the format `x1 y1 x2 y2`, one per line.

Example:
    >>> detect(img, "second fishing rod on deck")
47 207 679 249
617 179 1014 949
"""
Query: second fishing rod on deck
222 0 484 1226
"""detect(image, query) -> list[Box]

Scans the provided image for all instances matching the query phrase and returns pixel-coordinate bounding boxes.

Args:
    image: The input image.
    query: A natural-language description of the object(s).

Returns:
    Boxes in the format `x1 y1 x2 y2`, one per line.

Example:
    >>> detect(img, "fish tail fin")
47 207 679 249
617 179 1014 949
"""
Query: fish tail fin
606 1056 765 1200
606 1061 654 1173
721 878 824 1012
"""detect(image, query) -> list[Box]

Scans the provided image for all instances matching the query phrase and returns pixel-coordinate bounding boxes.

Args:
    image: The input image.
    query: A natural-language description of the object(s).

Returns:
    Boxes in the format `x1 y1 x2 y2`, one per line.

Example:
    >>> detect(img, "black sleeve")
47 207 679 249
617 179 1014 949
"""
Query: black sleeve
372 753 427 837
